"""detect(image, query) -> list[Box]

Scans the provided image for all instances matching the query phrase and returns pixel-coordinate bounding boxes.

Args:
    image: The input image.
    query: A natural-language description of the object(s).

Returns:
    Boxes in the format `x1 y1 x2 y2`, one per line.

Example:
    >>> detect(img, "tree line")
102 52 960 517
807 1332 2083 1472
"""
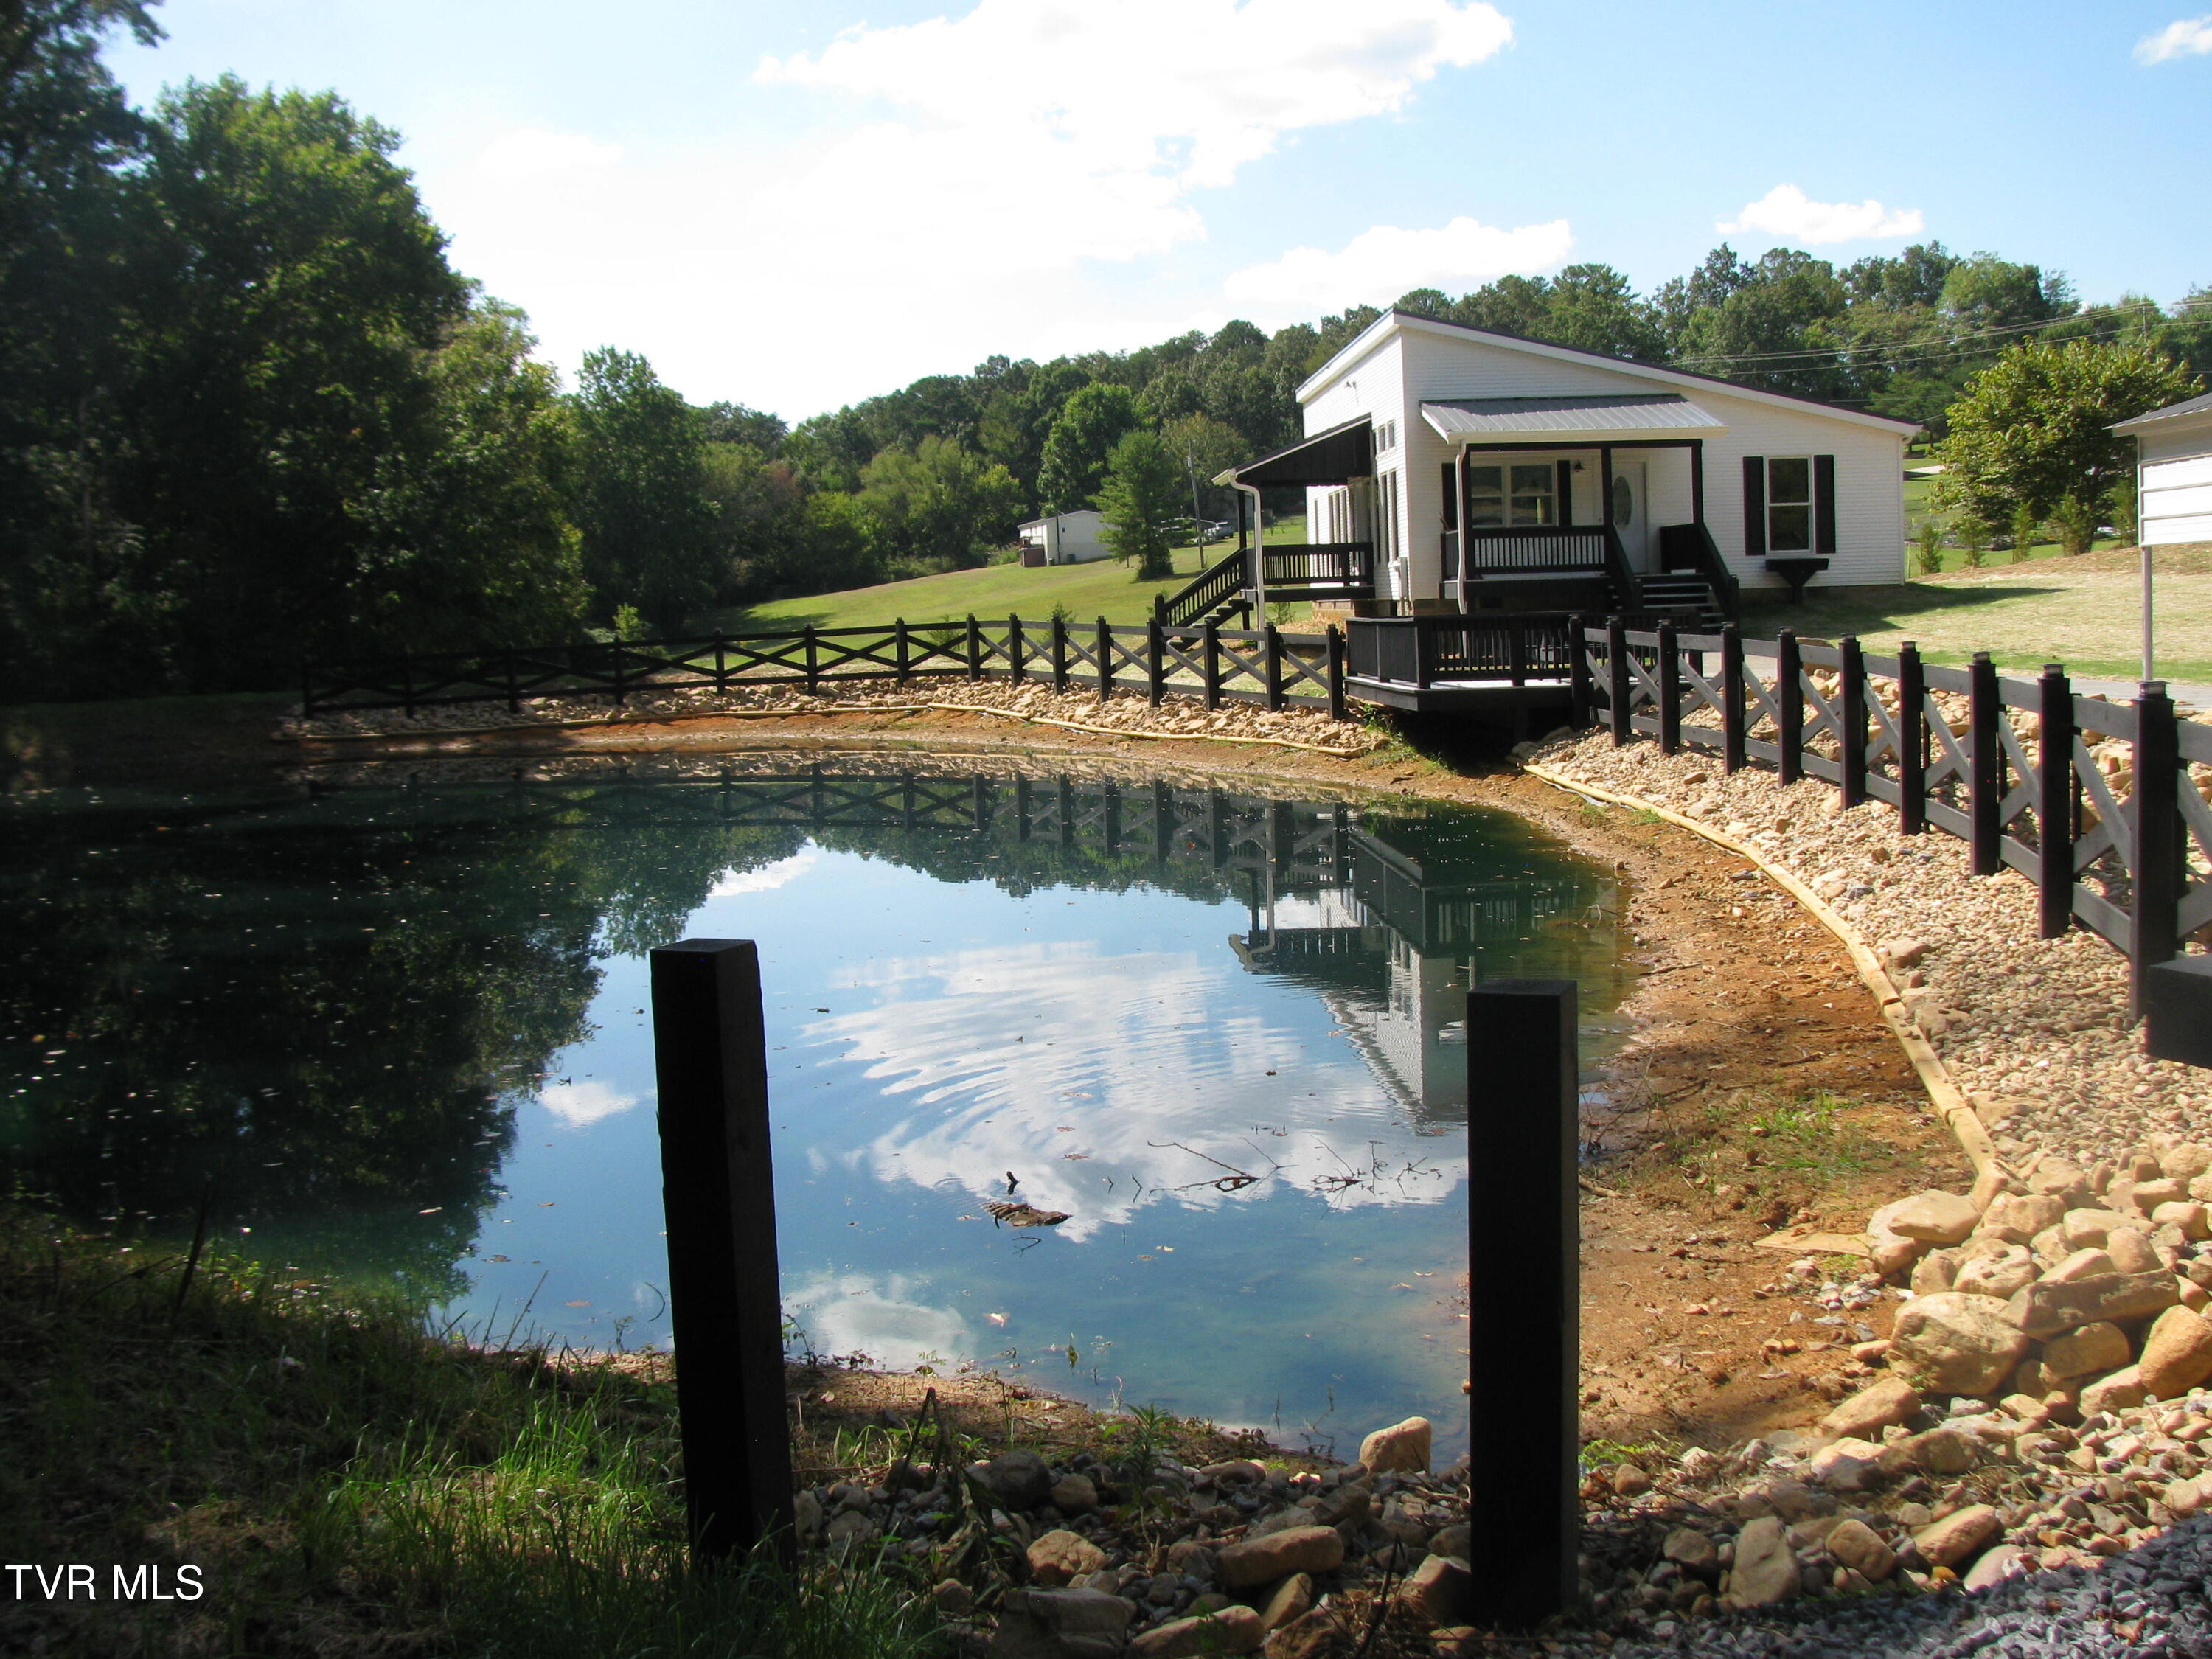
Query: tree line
4 3 2207 700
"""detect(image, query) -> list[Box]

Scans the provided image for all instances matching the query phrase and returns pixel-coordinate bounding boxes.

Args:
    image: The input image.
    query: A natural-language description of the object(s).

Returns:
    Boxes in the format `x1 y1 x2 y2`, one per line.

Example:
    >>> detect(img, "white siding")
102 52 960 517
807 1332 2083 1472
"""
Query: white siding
2142 441 2212 548
1694 391 1905 589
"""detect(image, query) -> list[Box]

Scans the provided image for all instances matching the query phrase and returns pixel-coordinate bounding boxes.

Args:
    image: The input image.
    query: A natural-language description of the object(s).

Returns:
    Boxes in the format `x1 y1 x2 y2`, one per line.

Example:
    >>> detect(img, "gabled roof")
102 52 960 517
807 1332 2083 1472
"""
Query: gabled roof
2113 392 2212 433
1298 309 1921 437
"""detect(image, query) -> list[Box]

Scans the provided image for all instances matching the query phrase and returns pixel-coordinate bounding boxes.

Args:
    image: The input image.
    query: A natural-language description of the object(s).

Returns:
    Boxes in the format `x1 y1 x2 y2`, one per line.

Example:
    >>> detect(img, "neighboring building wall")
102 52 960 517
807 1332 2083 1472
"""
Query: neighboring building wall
2140 418 2212 546
1017 510 1112 564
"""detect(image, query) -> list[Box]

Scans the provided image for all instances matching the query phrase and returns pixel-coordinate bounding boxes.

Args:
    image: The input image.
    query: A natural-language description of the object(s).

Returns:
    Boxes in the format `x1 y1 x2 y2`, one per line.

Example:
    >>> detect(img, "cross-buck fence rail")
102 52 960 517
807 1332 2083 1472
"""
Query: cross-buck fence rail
1575 621 2212 1010
303 614 1348 722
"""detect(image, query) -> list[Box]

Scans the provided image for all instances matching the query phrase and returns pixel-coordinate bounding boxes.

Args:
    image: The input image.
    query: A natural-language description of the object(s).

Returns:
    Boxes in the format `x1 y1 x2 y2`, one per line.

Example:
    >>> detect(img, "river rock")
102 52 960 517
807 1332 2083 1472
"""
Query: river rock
1913 1503 2000 1569
1955 1246 2039 1300
1823 1517 1896 1582
1216 1526 1345 1590
2008 1270 2178 1339
1890 1190 1979 1245
1029 1529 1109 1585
1962 1543 2030 1591
2165 1144 2212 1181
1257 1571 1314 1634
1890 1292 2031 1394
1050 1473 1099 1516
1725 1516 1800 1609
1978 1193 2066 1244
2041 1320 2132 1380
1399 1554 1472 1627
1129 1606 1262 1658
794 1489 824 1539
1820 1376 1922 1440
2080 1366 2149 1416
1807 1437 1885 1492
2027 1161 2093 1208
1893 1427 1980 1476
1867 1198 1930 1276
2062 1209 2139 1250
981 1449 1054 1510
2045 1248 2118 1284
1663 1527 1719 1579
2106 1229 2162 1276
1358 1416 1432 1475
2133 1178 2189 1210
2140 1305 2212 1396
989 1588 1139 1659
2154 1202 2211 1240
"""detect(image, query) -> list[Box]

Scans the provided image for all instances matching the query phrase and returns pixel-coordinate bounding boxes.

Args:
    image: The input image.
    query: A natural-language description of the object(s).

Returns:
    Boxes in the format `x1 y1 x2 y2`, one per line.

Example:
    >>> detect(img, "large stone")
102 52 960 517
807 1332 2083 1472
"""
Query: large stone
1216 1526 1345 1590
1962 1544 2030 1591
980 1449 1054 1511
2140 1306 2212 1397
2045 1248 2118 1284
1256 1571 1314 1634
2163 1144 2212 1181
2062 1209 2140 1250
1129 1605 1262 1658
1894 1427 1980 1476
1663 1527 1719 1579
1823 1517 1896 1582
1358 1416 1432 1475
2106 1230 2162 1276
1913 1503 2000 1569
2080 1366 2149 1416
1911 1251 1960 1295
2154 1202 2211 1241
1807 1438 1885 1492
989 1588 1138 1659
1978 1194 2066 1245
1050 1473 1099 1516
1890 1292 2032 1394
1028 1529 1109 1585
1398 1554 1472 1627
1820 1376 1922 1440
1724 1515 1801 1609
2007 1271 2179 1339
2133 1178 2190 1211
1868 1198 1930 1277
2041 1321 2132 1380
2026 1161 2093 1208
1889 1190 1979 1245
1955 1246 2039 1301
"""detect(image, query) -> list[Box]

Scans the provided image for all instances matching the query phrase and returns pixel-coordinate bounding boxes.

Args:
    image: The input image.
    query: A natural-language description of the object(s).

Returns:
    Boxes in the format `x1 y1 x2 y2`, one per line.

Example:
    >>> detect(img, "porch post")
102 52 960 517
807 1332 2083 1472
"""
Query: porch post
1599 447 1615 538
1454 447 1468 609
1690 439 1705 525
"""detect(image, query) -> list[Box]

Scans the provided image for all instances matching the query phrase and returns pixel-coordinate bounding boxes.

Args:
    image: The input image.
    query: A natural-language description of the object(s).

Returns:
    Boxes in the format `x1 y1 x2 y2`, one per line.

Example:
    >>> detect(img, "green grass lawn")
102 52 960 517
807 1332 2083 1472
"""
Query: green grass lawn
705 521 1315 633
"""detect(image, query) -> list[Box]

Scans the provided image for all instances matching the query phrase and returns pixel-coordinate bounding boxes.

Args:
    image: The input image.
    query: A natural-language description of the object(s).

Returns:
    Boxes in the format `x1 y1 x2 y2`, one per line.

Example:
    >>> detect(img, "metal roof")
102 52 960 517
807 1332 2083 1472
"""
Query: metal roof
1420 394 1727 439
2113 392 2212 432
1213 416 1375 487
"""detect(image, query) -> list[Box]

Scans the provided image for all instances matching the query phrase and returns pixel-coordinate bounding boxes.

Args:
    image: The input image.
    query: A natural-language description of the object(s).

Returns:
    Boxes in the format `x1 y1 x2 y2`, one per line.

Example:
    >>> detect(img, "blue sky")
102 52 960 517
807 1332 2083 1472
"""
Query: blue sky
108 1 2212 422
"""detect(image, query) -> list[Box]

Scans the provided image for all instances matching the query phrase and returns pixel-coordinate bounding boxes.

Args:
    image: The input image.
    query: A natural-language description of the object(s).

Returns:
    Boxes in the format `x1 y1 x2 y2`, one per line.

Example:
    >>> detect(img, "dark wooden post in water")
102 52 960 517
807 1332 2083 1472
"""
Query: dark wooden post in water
1051 614 1069 693
1839 636 1868 809
2131 682 2182 1013
1655 621 1680 754
1567 614 1594 729
804 625 821 695
1604 618 1630 745
1203 621 1222 709
894 618 911 687
1464 980 1579 1627
1263 624 1286 712
1720 625 1746 773
1896 640 1927 835
649 939 796 1568
1774 630 1804 786
2037 664 2075 938
1147 616 1166 706
1008 616 1025 686
1326 625 1348 723
1096 617 1115 700
966 614 983 681
1968 652 2001 875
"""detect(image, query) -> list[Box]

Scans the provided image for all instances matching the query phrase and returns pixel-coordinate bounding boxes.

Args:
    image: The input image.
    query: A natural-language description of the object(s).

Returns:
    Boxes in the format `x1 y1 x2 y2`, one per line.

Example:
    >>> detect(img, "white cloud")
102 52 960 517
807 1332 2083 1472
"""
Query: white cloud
2137 14 2212 62
779 1270 974 1366
535 1079 644 1129
1222 215 1573 312
419 1 1515 414
710 848 821 897
1717 184 1924 246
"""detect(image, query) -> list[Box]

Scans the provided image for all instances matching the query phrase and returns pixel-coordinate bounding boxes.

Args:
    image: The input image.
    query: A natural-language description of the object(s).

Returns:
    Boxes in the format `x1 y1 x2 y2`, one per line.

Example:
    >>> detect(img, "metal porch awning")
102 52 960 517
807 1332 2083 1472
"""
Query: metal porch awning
1419 394 1726 442
1213 417 1375 487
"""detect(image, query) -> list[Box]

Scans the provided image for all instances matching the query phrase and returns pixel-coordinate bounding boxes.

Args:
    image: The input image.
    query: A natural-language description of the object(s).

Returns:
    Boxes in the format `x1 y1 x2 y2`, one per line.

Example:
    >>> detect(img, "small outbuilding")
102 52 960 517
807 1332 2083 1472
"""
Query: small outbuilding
1018 509 1110 567
2115 392 2212 546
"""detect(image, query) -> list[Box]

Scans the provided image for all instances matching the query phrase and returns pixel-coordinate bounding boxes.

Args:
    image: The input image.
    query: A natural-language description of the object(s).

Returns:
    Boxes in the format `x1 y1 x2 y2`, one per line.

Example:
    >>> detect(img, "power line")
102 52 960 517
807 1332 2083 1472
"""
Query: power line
1670 294 2211 372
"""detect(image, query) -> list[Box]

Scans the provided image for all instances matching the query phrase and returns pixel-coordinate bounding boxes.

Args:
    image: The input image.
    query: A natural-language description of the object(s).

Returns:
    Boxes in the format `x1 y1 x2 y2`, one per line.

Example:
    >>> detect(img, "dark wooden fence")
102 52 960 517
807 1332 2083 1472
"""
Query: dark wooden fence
304 614 1348 722
1582 622 2212 1008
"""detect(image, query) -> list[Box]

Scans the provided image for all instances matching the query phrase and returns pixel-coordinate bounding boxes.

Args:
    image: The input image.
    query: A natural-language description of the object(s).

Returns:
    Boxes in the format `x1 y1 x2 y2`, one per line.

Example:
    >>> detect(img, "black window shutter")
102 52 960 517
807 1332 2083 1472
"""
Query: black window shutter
1743 456 1767 558
1440 463 1458 529
1814 455 1837 554
1556 459 1574 527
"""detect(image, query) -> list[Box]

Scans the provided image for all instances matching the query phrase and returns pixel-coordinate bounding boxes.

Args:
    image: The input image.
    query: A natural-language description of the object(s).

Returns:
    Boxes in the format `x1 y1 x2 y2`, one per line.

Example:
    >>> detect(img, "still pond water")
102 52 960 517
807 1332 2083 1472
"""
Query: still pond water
1 759 1632 1458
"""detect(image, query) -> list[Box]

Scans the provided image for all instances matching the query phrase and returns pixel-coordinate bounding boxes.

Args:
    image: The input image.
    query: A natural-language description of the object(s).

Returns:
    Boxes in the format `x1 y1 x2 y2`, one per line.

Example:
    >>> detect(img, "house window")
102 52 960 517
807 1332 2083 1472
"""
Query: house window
1374 418 1399 453
1467 462 1556 527
1766 458 1814 552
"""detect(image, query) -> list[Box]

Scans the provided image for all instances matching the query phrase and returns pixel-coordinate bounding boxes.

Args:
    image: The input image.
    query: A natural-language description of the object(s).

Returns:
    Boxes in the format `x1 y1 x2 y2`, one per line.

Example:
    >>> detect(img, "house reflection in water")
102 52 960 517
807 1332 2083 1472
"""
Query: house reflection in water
1227 811 1624 1113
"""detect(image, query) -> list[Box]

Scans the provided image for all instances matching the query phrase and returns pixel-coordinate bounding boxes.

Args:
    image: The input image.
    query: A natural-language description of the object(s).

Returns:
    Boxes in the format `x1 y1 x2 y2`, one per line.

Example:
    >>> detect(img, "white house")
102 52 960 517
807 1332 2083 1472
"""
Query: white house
2115 392 2212 546
1017 509 1110 566
1206 310 1919 626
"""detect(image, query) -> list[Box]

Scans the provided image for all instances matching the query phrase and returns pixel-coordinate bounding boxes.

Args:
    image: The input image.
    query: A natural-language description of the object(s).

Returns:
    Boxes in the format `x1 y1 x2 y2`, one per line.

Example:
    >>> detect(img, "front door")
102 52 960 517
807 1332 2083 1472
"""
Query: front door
1610 461 1650 571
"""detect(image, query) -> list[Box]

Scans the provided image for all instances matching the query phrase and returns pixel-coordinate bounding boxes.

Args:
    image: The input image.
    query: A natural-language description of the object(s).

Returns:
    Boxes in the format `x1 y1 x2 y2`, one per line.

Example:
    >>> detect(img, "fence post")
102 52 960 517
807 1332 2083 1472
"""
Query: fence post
1147 616 1166 706
2131 682 2182 1012
1568 613 1594 728
1263 623 1286 712
804 625 820 695
1840 635 1868 809
1007 615 1024 686
1203 621 1222 710
1605 618 1630 746
1775 629 1803 786
894 617 911 688
966 613 982 681
648 939 796 1569
1896 640 1926 836
2037 664 2074 938
1969 652 2000 875
1051 614 1068 694
711 638 727 699
1326 625 1347 723
1655 621 1680 754
1465 979 1579 1628
1720 625 1745 773
506 650 523 714
1096 617 1114 700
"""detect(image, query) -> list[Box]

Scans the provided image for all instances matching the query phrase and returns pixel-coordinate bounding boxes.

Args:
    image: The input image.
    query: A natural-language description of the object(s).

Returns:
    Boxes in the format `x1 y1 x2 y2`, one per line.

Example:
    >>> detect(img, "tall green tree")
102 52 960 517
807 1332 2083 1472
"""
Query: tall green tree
1933 338 2197 526
1036 381 1140 512
857 435 1021 573
1095 428 1182 580
569 346 716 634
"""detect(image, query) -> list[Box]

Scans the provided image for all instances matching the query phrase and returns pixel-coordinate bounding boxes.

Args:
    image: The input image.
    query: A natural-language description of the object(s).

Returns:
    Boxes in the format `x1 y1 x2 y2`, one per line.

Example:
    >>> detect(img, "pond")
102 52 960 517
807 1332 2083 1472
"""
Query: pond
0 757 1632 1460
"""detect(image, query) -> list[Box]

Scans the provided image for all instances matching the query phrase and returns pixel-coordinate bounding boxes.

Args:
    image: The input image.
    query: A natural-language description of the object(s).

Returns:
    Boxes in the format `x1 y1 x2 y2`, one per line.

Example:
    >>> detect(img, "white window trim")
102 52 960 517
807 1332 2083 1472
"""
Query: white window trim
1766 455 1815 554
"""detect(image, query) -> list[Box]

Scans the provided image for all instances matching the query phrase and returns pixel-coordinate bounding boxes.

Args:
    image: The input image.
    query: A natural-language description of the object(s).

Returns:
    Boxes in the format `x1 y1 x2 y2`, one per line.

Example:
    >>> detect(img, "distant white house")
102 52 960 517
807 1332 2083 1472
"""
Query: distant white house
1213 309 1921 624
1018 509 1110 566
2115 392 2212 546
